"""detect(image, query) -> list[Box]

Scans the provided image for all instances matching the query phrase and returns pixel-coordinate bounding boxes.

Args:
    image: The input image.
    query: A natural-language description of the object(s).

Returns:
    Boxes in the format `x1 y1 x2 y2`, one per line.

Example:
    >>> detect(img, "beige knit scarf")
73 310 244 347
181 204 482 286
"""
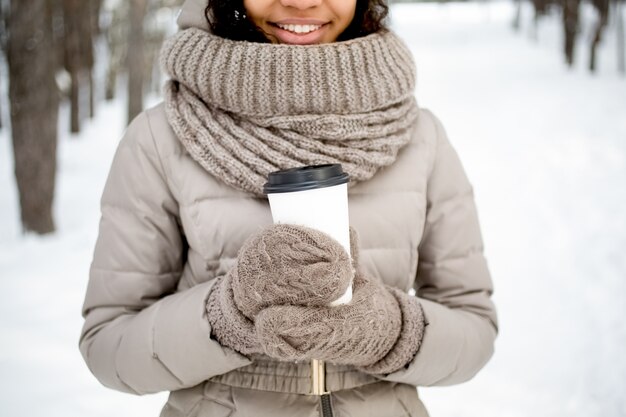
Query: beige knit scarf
160 27 420 196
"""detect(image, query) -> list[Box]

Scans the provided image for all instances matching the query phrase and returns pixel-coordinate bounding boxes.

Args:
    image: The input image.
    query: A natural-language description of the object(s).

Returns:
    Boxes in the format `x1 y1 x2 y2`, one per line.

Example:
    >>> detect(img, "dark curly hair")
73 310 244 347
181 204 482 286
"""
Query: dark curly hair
205 0 389 43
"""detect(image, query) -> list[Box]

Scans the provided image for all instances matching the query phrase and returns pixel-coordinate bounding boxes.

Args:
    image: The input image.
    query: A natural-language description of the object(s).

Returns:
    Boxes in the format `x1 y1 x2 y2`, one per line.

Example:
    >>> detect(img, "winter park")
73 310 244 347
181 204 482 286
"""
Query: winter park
1 0 625 416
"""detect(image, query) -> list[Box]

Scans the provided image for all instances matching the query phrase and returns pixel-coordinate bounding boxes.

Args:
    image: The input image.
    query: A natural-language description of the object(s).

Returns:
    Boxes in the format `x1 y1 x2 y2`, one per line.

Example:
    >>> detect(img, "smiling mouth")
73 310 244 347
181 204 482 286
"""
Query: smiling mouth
272 23 326 35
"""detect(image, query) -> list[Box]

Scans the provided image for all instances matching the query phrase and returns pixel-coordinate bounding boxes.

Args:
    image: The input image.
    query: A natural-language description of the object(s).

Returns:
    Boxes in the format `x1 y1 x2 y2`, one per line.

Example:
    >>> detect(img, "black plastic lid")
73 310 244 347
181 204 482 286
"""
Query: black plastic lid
263 164 350 194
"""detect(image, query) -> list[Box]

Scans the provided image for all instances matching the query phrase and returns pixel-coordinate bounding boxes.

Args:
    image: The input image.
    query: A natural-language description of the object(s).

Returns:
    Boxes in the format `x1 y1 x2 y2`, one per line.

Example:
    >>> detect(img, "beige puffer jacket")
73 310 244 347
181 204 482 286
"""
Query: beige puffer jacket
80 99 497 416
80 3 497 415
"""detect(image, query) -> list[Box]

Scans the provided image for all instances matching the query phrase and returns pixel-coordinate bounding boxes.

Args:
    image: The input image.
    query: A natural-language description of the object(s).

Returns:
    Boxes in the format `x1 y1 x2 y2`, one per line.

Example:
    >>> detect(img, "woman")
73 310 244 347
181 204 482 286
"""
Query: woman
79 0 498 416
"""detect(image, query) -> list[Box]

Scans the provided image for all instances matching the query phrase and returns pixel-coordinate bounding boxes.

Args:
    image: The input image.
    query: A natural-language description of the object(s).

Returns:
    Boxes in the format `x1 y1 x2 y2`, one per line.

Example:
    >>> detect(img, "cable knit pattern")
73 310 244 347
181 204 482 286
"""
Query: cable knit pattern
160 27 420 196
232 224 354 319
206 274 262 356
357 287 426 375
206 224 354 356
206 224 425 374
250 227 425 374
255 270 403 368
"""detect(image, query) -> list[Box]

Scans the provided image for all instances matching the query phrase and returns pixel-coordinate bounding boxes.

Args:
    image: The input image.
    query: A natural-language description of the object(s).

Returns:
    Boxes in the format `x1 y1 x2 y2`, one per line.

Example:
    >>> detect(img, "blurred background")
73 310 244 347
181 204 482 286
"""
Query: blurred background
0 0 625 416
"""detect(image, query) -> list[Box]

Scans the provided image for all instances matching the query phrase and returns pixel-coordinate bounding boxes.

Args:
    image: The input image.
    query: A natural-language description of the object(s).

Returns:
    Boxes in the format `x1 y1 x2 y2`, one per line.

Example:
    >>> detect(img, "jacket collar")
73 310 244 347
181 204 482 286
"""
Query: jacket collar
177 0 210 31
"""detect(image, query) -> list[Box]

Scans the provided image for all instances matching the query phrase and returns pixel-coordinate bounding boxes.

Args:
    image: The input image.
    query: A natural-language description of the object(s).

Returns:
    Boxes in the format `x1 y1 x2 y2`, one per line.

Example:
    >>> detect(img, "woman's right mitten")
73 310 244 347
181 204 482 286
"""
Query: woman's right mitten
206 272 261 355
230 223 354 319
206 223 354 355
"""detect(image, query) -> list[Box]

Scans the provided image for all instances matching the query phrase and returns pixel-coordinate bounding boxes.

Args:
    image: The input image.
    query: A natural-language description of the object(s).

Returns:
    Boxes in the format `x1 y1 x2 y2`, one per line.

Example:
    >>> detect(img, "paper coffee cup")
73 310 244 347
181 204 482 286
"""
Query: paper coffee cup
263 164 352 306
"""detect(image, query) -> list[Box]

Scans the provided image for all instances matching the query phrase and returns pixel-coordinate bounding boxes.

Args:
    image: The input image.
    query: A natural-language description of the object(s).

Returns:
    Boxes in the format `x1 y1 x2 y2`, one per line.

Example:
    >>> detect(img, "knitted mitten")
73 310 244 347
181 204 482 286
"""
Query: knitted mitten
206 273 261 355
231 224 354 318
255 229 426 375
206 224 354 355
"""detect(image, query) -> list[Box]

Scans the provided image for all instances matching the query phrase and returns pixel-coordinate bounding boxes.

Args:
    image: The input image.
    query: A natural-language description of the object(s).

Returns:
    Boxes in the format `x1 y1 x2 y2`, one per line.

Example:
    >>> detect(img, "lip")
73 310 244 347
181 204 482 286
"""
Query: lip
269 22 329 45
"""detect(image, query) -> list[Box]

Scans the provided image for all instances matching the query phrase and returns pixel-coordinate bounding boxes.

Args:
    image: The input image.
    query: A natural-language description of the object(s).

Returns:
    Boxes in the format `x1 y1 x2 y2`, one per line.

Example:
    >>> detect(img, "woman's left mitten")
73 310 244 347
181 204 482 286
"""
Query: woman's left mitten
255 269 426 375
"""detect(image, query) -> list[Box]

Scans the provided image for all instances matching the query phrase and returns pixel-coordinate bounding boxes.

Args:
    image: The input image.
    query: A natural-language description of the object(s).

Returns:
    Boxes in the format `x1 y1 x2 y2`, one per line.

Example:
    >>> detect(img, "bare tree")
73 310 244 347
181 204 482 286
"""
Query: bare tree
616 0 625 74
0 63 3 130
562 0 581 66
62 0 94 133
88 0 103 118
0 0 9 130
531 0 553 40
7 0 60 234
590 0 610 72
104 1 128 101
128 0 148 124
512 0 523 31
144 1 169 96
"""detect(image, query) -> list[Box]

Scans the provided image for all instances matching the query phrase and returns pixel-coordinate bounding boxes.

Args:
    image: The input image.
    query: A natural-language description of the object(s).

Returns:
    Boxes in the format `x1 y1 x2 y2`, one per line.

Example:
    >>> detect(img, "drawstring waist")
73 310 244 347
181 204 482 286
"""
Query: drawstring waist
209 354 379 395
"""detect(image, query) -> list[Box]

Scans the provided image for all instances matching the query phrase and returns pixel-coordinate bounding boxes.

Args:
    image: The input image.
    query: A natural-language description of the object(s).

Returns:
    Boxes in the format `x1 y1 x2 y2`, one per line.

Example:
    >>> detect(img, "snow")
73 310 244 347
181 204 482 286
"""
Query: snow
1 1 625 416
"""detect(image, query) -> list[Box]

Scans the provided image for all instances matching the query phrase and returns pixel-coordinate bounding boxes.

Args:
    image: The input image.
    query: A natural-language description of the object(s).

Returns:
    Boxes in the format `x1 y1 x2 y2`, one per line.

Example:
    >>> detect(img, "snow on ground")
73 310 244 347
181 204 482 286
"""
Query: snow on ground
1 2 625 416
394 3 626 416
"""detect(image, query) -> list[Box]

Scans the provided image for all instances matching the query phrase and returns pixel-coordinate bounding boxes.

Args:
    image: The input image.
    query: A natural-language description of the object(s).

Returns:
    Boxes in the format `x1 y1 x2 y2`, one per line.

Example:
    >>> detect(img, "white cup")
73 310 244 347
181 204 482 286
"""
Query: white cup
263 164 352 306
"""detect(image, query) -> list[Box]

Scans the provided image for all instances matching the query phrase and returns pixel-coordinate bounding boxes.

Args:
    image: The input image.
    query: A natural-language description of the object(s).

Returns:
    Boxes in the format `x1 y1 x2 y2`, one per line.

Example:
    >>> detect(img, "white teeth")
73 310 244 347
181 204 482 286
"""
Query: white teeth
276 23 322 34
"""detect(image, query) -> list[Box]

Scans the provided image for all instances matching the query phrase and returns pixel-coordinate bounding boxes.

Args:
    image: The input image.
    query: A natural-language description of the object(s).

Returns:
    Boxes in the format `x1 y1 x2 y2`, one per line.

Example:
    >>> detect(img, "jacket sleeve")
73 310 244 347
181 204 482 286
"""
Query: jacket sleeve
381 110 498 386
79 112 252 395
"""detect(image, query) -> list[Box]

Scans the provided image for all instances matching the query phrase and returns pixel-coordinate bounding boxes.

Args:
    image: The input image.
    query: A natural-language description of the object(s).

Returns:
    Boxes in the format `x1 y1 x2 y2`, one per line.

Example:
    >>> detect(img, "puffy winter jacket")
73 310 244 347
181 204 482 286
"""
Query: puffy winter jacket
79 97 497 416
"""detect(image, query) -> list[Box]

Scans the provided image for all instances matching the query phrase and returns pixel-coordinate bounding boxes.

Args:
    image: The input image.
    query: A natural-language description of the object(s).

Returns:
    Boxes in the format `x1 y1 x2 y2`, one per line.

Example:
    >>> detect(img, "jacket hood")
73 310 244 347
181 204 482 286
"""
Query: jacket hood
177 0 210 31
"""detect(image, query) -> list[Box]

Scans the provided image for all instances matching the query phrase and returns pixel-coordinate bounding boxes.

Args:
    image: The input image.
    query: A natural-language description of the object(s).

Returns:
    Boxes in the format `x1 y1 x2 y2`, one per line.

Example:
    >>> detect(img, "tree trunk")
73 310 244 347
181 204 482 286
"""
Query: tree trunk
562 0 581 66
512 0 522 31
0 1 8 130
531 0 550 41
88 0 102 118
128 0 147 124
104 1 129 102
589 0 609 72
89 69 95 119
0 80 3 129
105 65 117 101
7 0 59 234
70 69 80 133
63 0 81 133
617 0 625 74
91 0 103 36
0 90 3 130
62 0 94 134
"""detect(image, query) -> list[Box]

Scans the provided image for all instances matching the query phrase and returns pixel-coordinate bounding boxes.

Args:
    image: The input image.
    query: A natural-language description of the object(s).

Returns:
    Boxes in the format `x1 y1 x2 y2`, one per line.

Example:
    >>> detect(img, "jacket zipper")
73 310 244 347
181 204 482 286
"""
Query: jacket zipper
320 394 334 417
311 359 333 417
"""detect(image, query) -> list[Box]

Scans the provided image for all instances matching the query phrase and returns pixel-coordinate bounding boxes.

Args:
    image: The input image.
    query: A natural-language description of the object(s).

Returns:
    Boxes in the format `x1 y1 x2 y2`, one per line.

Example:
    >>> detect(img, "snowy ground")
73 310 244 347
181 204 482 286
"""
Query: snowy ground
1 2 625 416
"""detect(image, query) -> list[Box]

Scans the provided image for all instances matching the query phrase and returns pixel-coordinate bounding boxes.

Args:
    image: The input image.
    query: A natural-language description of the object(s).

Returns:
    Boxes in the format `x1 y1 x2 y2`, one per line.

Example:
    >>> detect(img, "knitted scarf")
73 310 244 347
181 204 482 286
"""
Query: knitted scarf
160 27 419 196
